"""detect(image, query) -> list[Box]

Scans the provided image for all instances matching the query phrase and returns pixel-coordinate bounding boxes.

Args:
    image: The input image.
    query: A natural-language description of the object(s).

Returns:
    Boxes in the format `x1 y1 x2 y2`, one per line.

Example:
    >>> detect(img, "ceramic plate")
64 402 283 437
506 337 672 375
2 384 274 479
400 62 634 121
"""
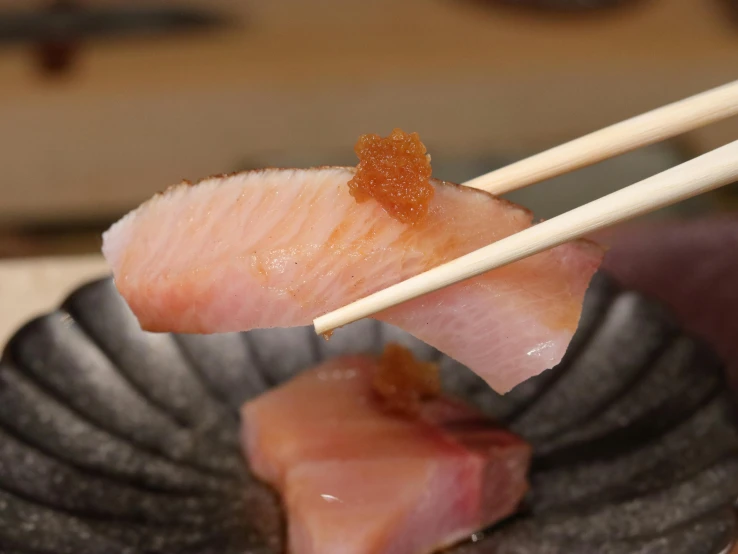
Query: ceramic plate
0 272 736 553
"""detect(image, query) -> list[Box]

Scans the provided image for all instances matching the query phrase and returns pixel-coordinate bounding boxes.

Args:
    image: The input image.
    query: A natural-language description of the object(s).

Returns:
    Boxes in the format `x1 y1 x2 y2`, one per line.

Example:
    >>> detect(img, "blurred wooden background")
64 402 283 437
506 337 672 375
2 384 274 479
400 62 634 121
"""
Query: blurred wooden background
0 0 737 256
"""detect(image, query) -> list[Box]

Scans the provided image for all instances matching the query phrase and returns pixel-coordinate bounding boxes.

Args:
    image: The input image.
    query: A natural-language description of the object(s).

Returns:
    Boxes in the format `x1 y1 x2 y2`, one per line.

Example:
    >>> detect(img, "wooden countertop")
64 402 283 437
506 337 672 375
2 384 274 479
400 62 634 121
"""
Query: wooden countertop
0 255 108 346
2 0 738 225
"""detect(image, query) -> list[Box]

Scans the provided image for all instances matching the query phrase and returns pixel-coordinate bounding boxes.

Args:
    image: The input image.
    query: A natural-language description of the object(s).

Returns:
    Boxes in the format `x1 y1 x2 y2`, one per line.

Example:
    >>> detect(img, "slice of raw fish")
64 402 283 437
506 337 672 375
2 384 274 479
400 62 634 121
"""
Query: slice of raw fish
241 356 531 554
102 167 602 392
597 216 738 386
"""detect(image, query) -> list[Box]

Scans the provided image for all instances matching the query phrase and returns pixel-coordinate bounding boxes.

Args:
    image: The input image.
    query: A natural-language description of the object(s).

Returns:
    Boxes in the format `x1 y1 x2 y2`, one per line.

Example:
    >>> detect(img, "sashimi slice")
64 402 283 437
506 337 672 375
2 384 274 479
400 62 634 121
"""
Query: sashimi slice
241 356 532 554
102 167 602 392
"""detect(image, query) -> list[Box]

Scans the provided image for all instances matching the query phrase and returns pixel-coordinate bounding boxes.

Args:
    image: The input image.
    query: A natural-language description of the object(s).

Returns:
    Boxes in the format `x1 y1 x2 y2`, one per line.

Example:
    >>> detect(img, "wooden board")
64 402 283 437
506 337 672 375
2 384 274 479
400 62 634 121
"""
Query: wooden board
0 0 737 223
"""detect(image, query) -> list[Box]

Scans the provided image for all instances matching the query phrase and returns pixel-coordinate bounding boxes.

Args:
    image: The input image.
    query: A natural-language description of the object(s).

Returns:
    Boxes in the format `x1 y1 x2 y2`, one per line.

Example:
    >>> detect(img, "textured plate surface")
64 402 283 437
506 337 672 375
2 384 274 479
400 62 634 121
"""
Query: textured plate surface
0 272 736 553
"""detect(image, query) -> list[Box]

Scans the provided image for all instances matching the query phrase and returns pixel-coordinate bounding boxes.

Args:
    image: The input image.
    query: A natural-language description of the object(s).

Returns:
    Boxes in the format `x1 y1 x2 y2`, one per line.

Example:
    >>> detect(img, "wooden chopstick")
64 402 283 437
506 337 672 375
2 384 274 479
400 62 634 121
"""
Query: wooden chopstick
463 79 738 196
314 139 738 335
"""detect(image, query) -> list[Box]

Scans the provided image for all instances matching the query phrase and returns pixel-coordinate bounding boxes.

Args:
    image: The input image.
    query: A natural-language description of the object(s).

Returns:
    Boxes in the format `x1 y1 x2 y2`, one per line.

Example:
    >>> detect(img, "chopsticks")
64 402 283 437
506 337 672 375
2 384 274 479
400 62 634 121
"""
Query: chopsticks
314 140 738 335
462 79 738 195
314 81 738 336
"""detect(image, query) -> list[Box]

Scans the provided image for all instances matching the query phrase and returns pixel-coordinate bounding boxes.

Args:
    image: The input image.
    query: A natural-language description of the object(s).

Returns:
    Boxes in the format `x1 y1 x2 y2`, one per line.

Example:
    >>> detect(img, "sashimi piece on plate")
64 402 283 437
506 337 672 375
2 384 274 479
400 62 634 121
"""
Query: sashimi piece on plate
242 347 532 554
102 129 603 392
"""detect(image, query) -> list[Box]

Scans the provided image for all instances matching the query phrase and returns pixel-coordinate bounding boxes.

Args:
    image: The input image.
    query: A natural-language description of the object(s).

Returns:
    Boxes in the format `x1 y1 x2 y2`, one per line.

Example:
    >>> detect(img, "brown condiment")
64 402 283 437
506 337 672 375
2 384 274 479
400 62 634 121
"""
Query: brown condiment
372 343 441 417
348 128 435 225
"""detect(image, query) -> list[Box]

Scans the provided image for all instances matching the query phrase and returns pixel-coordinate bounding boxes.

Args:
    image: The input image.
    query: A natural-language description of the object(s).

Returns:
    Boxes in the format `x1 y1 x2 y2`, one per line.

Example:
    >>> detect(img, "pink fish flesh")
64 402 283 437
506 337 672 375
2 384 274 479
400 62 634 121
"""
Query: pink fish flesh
241 355 532 554
102 168 603 392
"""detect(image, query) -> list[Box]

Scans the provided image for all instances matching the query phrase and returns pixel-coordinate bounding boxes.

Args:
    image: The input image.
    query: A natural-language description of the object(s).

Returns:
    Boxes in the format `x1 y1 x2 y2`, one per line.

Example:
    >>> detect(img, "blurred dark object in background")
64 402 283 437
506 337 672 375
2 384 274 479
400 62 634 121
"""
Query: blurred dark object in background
599 215 738 387
0 1 227 77
719 0 738 22
463 0 645 14
0 1 226 44
714 181 738 210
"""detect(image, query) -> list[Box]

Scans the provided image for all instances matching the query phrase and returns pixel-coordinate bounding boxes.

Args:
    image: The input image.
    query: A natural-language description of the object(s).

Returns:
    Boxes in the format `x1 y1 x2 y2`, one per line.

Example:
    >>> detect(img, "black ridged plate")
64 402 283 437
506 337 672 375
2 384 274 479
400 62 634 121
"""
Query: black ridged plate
0 272 736 554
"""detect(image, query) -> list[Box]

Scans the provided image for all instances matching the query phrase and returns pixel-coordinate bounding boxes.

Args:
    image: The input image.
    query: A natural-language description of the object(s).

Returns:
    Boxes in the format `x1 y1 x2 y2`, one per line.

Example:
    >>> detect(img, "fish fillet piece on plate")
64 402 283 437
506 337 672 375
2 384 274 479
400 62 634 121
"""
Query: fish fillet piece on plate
242 354 532 554
103 166 601 392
